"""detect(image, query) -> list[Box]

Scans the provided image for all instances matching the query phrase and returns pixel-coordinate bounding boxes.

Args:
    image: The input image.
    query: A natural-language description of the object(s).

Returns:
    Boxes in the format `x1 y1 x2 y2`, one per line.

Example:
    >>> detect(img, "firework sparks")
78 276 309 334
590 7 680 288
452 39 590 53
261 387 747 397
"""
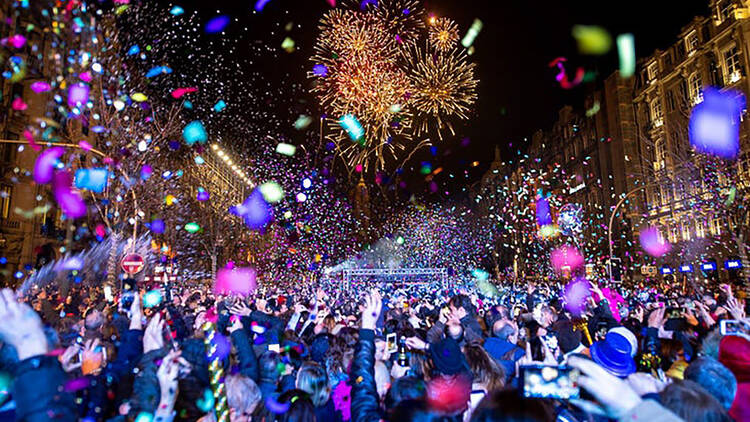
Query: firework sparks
428 18 459 52
405 45 478 139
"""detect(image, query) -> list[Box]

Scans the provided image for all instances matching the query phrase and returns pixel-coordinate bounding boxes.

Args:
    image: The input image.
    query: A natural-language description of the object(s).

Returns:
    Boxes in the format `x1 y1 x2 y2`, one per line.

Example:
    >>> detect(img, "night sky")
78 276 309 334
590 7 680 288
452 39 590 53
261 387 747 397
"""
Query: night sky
167 0 709 190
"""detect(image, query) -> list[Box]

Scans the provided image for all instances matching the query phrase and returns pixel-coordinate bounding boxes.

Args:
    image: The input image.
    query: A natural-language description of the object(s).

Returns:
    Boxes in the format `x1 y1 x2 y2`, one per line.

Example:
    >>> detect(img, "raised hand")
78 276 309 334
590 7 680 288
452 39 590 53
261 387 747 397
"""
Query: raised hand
568 356 643 419
0 289 47 360
81 338 104 376
647 307 666 329
229 301 252 317
129 292 143 330
144 313 165 354
156 349 181 418
60 344 82 373
361 290 382 331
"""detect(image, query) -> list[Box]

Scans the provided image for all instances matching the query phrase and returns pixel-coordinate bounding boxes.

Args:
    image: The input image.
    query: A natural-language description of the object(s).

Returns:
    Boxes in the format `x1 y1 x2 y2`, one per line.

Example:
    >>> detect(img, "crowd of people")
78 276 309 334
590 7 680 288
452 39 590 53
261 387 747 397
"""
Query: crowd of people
0 275 748 422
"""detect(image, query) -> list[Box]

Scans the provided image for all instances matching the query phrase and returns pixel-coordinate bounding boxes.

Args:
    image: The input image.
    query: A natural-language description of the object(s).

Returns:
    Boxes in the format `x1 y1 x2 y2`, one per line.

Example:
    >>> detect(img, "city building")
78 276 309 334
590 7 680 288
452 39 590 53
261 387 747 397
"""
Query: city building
632 0 750 280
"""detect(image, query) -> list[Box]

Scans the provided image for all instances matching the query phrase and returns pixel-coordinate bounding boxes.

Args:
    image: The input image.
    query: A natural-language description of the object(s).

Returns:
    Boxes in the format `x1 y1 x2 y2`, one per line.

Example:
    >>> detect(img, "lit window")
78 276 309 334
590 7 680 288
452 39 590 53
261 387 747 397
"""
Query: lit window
717 1 734 23
650 99 664 127
688 72 703 104
647 62 659 81
709 218 722 236
685 31 699 53
0 186 10 219
696 221 706 238
723 44 742 83
654 138 666 171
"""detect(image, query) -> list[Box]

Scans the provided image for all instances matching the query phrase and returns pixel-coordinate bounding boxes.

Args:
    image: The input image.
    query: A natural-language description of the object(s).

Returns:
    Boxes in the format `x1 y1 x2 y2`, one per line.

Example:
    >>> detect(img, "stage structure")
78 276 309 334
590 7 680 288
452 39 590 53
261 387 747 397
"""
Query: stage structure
341 268 449 289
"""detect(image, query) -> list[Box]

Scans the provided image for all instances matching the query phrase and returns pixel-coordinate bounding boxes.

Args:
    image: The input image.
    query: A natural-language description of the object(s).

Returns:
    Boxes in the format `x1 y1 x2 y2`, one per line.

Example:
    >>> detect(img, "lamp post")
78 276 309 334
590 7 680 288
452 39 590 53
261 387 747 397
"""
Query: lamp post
607 185 648 284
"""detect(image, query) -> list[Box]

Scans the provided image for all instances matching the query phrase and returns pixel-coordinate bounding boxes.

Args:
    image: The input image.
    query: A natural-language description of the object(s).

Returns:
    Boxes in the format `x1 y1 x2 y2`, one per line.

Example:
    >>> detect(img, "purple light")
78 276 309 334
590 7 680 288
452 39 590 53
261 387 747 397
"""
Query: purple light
255 0 272 11
67 83 90 108
52 171 86 218
232 188 273 231
205 15 230 33
313 64 328 77
550 245 584 272
689 87 744 159
34 147 65 184
535 195 552 227
639 226 671 257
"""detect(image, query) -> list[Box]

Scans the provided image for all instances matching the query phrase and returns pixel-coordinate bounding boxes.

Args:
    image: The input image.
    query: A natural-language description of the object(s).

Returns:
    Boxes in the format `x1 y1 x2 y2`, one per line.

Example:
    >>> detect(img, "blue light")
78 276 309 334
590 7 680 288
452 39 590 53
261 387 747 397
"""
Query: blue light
679 264 693 273
660 267 673 275
701 262 717 271
725 259 742 270
14 271 24 279
302 178 312 189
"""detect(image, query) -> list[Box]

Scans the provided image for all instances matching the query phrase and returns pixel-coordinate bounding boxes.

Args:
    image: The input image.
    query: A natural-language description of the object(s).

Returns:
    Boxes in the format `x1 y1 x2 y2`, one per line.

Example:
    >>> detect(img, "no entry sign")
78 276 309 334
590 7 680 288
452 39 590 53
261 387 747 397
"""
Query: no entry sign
120 253 145 274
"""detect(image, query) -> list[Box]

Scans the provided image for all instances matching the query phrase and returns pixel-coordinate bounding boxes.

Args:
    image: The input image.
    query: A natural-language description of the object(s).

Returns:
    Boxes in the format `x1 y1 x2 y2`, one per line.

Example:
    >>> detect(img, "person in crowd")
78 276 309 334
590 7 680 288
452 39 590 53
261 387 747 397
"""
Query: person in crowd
2 272 747 422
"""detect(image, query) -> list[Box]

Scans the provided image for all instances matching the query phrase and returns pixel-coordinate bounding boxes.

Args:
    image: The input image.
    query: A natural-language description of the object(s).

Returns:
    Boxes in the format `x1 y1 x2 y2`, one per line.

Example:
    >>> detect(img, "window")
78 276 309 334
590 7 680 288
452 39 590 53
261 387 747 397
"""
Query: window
666 90 676 111
717 0 734 23
723 44 742 83
654 138 666 170
647 62 659 81
688 72 703 104
696 221 706 238
709 218 722 236
685 31 699 53
650 99 664 127
0 186 10 219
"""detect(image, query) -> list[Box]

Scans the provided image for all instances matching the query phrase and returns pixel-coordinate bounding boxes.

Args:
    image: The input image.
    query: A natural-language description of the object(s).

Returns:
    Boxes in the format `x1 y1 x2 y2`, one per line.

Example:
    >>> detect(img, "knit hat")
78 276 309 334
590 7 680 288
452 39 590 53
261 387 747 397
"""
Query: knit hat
719 335 750 383
590 332 636 378
429 338 469 376
608 326 638 357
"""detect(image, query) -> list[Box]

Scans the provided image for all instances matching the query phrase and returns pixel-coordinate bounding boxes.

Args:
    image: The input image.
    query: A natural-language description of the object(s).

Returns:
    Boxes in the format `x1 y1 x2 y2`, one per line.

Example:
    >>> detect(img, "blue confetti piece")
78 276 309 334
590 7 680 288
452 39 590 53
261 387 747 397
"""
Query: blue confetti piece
213 99 226 112
170 5 185 15
127 45 140 55
205 15 230 33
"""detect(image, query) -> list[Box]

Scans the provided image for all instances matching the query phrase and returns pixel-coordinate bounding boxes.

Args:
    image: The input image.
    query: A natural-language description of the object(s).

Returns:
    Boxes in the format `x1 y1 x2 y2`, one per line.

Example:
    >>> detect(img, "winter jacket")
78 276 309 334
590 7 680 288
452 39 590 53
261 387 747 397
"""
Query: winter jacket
231 328 259 381
483 337 524 379
12 355 76 422
351 328 384 422
129 348 168 418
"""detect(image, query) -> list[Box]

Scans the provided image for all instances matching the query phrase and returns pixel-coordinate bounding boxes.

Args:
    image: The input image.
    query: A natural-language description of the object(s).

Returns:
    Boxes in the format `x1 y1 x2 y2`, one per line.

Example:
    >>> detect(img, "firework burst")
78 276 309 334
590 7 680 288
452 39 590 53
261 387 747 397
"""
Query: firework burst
405 44 478 139
310 0 478 172
428 17 459 52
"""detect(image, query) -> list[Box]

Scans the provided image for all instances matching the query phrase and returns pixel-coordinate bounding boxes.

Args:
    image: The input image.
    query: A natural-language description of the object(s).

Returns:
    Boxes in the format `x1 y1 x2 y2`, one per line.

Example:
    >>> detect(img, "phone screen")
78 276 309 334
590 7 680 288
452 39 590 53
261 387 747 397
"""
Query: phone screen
721 320 743 336
386 333 397 354
268 344 280 353
521 365 580 400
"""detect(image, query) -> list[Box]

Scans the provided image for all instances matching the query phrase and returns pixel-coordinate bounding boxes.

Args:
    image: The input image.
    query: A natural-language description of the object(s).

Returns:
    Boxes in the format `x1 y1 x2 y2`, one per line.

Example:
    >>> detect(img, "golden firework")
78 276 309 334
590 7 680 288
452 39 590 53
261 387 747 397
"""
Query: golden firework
345 0 425 45
428 17 459 52
405 44 478 139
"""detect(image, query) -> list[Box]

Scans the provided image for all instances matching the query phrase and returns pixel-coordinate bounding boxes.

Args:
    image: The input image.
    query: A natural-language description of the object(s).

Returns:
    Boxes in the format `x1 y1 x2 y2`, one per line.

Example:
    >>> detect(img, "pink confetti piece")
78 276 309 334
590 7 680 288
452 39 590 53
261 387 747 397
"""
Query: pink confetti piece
326 0 336 6
52 171 87 218
79 71 92 82
213 267 257 296
2 34 26 48
639 226 671 257
23 130 41 152
34 147 65 184
550 244 584 272
563 277 591 316
171 87 198 99
30 81 52 93
64 377 91 392
95 224 106 237
78 140 93 151
12 97 27 111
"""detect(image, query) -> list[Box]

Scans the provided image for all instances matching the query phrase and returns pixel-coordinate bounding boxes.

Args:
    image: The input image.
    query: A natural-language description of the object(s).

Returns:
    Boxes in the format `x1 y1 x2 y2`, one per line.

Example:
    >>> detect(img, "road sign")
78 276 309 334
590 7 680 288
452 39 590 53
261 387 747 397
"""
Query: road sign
120 253 145 274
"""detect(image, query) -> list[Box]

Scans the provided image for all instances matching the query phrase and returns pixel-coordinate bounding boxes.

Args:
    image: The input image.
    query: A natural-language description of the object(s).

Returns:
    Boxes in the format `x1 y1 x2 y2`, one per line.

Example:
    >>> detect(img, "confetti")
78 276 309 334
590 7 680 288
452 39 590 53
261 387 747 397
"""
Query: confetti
170 5 185 16
460 19 483 48
639 226 671 257
52 171 87 218
572 25 612 55
205 15 230 33
183 121 208 145
30 81 52 93
213 100 226 112
617 33 636 78
34 147 65 185
689 87 744 159
171 87 198 99
276 143 296 156
74 168 109 193
213 267 257 296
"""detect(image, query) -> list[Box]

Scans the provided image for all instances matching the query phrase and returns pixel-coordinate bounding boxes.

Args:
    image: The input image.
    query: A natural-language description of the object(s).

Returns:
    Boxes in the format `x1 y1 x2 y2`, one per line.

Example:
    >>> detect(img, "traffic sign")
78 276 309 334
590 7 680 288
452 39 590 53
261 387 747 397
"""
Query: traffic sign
120 253 145 274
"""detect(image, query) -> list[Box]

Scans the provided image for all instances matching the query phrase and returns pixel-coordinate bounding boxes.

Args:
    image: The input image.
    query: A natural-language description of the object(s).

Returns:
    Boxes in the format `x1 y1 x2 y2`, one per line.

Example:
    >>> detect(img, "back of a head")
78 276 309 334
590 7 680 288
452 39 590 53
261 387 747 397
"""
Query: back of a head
684 357 737 411
386 376 426 408
276 389 316 422
463 344 505 391
225 374 262 417
390 399 463 422
659 380 732 422
260 351 282 383
470 389 554 422
296 361 331 407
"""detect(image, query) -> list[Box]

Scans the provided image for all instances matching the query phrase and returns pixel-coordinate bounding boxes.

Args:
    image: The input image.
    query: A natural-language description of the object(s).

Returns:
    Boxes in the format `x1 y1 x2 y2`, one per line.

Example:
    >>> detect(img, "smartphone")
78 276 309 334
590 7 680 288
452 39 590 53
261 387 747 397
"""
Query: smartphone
121 278 137 309
721 319 744 336
268 344 281 353
521 365 580 400
665 307 684 319
103 286 114 303
386 333 398 354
